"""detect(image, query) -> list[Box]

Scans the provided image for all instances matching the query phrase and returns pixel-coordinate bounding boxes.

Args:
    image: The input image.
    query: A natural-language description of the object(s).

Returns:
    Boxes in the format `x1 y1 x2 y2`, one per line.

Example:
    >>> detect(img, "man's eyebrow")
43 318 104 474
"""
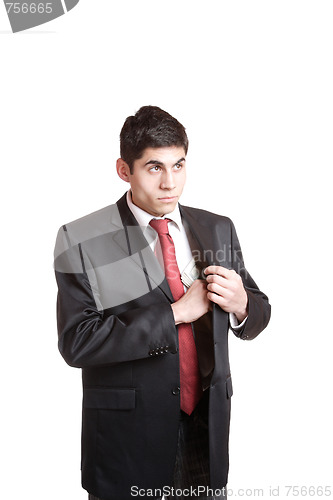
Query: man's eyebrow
144 157 186 167
144 159 164 166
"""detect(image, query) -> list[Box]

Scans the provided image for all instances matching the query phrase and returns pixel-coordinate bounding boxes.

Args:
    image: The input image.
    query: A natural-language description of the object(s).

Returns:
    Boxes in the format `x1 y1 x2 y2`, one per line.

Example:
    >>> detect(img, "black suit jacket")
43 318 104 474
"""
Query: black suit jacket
54 193 271 500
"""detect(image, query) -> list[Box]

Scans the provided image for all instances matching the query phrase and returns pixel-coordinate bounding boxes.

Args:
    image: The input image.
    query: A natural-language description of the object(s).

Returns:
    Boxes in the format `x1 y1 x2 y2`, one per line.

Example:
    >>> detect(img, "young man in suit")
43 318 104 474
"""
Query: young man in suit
54 106 271 500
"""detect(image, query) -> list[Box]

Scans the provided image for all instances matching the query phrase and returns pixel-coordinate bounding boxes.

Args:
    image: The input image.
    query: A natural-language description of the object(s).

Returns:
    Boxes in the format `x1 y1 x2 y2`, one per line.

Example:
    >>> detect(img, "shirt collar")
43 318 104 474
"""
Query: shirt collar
126 189 182 231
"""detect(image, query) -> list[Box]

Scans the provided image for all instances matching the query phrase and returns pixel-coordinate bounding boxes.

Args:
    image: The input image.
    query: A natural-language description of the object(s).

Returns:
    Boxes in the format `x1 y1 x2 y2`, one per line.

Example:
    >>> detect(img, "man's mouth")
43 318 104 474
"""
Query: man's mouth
158 196 177 202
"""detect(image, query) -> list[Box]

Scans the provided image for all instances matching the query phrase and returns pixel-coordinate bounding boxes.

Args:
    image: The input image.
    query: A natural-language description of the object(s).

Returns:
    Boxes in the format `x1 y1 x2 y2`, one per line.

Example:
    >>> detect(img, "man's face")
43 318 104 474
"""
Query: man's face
127 146 187 217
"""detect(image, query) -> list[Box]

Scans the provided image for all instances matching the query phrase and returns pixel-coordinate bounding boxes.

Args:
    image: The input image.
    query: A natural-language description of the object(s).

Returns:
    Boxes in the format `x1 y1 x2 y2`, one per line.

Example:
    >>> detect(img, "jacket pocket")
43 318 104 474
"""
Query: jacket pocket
226 376 233 399
83 387 136 410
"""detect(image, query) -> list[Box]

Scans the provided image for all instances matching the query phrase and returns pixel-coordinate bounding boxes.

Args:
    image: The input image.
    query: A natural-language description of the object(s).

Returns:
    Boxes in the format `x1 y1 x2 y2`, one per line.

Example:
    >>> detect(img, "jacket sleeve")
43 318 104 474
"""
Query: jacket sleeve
229 220 271 340
54 226 178 368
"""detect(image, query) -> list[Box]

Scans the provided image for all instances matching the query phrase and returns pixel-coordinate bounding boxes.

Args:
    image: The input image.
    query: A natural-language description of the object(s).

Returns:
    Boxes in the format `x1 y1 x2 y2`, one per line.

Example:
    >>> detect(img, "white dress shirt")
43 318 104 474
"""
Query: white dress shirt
126 190 246 329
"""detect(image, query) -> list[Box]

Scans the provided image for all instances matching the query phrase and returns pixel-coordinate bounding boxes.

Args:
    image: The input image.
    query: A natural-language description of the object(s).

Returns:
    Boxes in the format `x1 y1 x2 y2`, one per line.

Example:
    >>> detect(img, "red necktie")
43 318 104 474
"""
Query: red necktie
149 218 202 415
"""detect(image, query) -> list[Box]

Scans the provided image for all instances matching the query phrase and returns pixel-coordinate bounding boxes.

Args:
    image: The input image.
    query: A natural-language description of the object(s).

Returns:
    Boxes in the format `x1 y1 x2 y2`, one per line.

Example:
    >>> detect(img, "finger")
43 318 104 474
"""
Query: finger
188 279 206 289
195 279 208 291
207 291 229 309
207 282 232 298
204 265 234 279
205 274 229 289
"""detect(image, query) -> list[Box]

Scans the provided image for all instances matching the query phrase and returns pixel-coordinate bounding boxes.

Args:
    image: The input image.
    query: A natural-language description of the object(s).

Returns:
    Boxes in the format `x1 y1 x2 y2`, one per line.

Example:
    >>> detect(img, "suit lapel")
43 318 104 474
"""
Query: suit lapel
115 193 174 302
179 204 216 268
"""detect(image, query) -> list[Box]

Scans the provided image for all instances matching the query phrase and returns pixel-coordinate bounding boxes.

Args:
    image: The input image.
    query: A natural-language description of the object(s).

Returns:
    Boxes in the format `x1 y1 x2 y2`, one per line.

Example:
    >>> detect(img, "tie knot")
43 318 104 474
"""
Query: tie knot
149 218 171 235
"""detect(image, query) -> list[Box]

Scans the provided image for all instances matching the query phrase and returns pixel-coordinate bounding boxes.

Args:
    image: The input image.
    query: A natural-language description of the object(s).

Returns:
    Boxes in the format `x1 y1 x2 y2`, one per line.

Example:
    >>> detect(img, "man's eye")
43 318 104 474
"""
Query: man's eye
174 163 183 169
150 166 161 172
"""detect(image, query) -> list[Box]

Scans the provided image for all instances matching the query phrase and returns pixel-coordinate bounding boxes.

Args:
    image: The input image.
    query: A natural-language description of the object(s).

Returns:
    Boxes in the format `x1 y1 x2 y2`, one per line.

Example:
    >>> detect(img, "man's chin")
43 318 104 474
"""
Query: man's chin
157 200 178 214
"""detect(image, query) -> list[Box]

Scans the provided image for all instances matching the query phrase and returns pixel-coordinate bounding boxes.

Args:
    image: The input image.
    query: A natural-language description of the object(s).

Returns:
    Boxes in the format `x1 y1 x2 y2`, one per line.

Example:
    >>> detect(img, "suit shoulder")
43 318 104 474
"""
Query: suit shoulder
57 203 123 246
61 203 118 227
180 204 233 227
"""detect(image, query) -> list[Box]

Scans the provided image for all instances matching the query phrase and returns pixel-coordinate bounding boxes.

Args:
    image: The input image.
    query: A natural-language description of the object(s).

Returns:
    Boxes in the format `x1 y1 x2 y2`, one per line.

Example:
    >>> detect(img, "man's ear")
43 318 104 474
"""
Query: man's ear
116 158 131 182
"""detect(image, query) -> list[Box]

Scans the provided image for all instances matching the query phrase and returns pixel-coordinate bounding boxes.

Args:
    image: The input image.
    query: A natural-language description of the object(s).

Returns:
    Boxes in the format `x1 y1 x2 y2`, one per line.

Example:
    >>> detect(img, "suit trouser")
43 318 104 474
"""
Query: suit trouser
88 395 227 500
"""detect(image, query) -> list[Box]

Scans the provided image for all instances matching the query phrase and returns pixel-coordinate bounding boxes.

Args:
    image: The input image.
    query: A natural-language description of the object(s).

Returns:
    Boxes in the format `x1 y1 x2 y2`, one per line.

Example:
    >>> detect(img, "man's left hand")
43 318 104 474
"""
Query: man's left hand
204 265 248 323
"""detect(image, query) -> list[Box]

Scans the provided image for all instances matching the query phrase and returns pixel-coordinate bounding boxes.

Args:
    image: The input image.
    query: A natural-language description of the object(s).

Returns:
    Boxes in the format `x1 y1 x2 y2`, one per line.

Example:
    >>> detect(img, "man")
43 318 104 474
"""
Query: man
54 106 271 500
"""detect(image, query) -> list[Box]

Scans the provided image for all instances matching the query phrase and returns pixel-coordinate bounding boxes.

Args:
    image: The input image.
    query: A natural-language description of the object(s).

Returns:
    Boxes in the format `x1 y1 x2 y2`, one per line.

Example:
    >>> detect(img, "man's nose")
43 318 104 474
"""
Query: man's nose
160 171 176 190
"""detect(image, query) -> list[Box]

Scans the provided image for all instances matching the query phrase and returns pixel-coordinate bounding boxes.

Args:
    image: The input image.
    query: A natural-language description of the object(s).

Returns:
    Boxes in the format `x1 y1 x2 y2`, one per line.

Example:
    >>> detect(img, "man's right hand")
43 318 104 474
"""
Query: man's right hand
171 279 210 325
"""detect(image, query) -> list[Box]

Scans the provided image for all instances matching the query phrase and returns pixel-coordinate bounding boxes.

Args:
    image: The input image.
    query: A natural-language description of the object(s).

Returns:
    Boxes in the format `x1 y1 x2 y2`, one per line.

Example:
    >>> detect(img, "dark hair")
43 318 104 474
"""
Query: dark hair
120 106 189 173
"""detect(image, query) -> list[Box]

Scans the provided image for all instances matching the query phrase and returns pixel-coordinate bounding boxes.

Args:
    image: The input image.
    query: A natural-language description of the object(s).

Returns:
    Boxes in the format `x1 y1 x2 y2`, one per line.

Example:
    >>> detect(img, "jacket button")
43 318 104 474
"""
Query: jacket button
172 387 180 395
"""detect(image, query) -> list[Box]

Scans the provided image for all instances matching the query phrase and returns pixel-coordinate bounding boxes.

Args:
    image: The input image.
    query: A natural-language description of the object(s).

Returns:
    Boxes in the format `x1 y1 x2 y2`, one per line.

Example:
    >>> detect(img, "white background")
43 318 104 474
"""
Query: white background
1 1 332 499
